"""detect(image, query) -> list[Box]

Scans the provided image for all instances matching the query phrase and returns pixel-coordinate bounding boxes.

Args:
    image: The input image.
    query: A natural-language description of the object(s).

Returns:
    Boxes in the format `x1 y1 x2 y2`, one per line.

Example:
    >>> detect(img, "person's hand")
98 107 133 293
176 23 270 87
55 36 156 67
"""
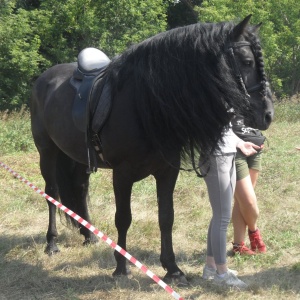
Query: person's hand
237 141 262 156
296 147 300 150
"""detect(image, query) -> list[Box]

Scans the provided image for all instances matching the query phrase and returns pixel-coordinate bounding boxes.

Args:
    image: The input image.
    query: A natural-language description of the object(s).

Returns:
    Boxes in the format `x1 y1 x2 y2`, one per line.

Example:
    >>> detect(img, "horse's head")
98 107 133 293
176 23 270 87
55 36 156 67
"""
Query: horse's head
227 15 274 130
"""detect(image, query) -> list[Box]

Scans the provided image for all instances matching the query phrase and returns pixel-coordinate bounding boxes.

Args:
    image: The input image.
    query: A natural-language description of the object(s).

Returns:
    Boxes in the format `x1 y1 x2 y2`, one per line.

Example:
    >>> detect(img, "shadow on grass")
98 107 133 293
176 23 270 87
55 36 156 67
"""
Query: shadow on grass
0 234 299 299
186 265 300 299
0 233 187 299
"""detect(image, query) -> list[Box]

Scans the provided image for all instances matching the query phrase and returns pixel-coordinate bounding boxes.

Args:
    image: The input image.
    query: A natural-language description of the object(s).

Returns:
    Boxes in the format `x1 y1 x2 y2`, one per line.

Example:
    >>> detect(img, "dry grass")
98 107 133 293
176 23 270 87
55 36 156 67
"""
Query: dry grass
0 105 300 299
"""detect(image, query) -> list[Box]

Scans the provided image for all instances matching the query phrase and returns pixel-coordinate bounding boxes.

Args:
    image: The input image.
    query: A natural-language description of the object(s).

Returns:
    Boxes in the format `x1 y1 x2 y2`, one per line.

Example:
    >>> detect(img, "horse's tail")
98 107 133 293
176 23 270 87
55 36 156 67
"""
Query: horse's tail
56 150 90 228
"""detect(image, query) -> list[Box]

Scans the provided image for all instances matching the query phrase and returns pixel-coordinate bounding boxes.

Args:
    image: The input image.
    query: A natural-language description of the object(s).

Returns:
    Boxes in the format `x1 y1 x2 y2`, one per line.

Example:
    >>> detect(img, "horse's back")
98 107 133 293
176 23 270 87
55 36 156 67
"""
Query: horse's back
32 63 76 107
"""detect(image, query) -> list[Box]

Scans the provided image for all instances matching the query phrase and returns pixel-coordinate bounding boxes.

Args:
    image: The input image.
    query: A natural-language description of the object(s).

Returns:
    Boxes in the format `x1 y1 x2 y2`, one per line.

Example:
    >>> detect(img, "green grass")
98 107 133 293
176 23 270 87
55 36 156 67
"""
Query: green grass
273 98 300 122
0 107 36 155
0 101 300 299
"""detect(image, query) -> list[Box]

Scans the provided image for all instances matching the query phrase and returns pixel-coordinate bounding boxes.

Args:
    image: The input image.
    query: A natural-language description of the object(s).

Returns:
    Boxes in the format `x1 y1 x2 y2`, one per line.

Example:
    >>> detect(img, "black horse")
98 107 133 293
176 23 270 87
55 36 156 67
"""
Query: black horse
30 15 274 284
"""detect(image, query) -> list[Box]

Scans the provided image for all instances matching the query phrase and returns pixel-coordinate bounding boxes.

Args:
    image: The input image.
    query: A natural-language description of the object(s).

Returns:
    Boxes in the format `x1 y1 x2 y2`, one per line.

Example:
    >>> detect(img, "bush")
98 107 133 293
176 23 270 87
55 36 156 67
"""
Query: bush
0 107 35 155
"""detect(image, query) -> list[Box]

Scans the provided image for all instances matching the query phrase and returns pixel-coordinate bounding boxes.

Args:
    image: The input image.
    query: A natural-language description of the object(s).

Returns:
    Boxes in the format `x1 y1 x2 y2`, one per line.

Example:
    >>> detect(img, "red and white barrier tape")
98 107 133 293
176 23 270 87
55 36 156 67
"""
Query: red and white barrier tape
0 161 184 300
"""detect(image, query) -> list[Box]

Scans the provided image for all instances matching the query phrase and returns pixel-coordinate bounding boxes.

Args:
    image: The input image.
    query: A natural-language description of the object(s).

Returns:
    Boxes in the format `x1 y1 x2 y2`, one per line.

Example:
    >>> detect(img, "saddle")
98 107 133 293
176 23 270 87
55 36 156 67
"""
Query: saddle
70 47 111 132
69 47 112 171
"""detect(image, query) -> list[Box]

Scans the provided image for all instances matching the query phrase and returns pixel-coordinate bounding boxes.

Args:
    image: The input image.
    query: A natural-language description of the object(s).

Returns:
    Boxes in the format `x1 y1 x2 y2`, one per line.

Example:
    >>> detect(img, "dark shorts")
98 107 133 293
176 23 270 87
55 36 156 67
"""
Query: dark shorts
235 149 262 181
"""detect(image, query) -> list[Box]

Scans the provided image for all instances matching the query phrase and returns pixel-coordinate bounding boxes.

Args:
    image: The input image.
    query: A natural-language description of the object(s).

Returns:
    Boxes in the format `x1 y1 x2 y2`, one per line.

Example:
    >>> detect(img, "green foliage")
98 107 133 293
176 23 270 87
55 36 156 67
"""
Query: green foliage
273 100 300 123
167 0 201 29
196 0 300 97
0 3 44 110
0 108 35 154
268 0 300 96
15 0 41 9
34 0 168 62
91 0 167 56
0 0 299 111
36 0 98 63
0 0 167 110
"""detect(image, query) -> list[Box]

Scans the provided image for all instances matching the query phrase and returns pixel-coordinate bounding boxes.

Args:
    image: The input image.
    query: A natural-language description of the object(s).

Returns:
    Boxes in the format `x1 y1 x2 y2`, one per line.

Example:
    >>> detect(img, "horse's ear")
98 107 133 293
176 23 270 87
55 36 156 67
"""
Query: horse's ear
231 14 252 41
252 22 262 33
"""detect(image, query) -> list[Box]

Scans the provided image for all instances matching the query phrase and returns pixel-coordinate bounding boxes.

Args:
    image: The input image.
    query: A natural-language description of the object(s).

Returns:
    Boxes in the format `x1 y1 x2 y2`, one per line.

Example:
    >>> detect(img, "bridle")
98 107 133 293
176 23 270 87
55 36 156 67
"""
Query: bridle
163 40 270 178
225 41 267 100
188 41 269 178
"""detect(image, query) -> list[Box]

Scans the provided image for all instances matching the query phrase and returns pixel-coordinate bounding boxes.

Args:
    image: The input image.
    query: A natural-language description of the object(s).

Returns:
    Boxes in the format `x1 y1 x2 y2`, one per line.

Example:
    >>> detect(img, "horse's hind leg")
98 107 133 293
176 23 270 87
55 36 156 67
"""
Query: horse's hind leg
39 146 61 255
68 162 98 245
154 166 188 285
55 151 98 245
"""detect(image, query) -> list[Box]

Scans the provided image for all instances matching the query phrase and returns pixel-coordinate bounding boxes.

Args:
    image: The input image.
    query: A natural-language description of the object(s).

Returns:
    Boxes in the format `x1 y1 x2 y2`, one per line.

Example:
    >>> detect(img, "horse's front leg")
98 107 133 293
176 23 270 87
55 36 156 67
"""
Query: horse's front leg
112 167 133 277
154 166 188 285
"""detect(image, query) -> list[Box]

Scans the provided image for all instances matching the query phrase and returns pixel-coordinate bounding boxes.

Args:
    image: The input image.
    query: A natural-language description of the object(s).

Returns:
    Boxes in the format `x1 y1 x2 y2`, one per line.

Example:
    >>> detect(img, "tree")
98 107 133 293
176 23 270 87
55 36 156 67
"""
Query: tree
0 0 168 110
267 0 300 96
15 0 41 9
0 2 43 109
35 0 168 61
195 0 300 97
1 0 298 110
91 0 167 56
166 0 202 29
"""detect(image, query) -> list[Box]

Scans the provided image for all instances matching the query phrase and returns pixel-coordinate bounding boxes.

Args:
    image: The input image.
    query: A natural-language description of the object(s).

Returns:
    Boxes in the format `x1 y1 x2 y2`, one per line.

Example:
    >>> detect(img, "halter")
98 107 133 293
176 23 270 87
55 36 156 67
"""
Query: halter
226 41 266 99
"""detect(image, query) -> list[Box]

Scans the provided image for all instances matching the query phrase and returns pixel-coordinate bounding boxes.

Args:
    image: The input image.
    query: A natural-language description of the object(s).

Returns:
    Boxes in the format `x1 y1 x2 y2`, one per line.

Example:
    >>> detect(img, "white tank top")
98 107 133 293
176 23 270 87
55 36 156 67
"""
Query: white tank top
214 125 240 155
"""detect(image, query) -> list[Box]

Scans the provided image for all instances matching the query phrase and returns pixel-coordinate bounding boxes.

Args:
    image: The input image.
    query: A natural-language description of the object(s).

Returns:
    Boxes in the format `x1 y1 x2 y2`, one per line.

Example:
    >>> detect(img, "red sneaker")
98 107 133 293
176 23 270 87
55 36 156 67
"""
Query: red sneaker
232 242 256 255
249 229 267 253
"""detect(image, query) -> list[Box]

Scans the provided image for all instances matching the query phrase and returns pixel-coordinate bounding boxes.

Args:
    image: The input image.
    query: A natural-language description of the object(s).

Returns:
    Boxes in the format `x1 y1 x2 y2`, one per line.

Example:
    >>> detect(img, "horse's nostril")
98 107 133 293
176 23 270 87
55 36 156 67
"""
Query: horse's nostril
265 111 273 125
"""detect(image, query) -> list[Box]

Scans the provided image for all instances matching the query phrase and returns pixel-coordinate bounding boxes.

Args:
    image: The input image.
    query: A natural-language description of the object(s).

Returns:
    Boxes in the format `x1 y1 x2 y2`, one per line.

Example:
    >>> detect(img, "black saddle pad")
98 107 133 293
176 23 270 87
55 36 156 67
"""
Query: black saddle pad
70 68 111 134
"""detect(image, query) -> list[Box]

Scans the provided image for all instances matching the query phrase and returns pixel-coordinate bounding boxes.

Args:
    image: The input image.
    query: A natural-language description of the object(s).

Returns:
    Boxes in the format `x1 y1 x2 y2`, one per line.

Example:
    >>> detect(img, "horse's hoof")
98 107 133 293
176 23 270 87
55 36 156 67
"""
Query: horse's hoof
83 236 99 246
112 267 131 278
163 271 189 287
44 244 60 256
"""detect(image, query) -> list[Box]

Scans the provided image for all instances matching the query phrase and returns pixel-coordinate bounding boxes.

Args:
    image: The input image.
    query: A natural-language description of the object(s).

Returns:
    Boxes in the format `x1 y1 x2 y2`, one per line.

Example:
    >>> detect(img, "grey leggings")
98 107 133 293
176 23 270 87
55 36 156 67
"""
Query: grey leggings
199 154 236 265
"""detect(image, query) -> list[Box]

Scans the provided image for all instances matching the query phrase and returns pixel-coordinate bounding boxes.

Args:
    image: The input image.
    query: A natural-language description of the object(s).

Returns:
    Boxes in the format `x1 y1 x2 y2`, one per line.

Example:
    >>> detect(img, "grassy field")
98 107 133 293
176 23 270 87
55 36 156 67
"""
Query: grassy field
0 102 299 300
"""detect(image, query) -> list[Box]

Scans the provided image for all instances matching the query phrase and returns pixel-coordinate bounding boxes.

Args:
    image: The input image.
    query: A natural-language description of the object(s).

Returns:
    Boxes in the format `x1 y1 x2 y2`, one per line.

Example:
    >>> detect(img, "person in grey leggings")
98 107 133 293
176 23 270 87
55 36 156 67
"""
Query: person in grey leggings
199 126 260 288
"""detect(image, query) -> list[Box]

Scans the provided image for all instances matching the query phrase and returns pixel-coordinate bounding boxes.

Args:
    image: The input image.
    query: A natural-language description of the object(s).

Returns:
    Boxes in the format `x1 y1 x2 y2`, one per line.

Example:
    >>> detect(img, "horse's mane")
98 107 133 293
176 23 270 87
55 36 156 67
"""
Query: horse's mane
105 21 263 159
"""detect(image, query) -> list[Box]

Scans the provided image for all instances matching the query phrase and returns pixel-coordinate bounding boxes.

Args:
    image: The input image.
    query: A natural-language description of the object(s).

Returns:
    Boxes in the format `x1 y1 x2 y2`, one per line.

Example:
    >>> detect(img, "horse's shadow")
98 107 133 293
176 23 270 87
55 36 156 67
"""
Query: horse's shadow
0 234 299 299
0 233 183 299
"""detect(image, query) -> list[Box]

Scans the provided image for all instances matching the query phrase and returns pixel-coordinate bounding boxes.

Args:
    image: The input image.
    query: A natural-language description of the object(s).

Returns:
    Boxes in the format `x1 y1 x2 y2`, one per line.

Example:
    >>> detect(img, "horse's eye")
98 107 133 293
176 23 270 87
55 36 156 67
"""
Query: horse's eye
243 60 253 67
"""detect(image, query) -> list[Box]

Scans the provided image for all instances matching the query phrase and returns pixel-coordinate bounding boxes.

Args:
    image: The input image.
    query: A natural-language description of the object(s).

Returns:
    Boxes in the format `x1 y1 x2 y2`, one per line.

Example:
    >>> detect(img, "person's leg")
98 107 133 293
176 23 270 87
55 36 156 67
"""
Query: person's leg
233 166 266 253
232 149 263 254
232 171 259 255
247 168 266 252
201 155 235 274
249 168 259 187
199 156 216 273
205 221 216 269
233 170 259 242
200 155 247 288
